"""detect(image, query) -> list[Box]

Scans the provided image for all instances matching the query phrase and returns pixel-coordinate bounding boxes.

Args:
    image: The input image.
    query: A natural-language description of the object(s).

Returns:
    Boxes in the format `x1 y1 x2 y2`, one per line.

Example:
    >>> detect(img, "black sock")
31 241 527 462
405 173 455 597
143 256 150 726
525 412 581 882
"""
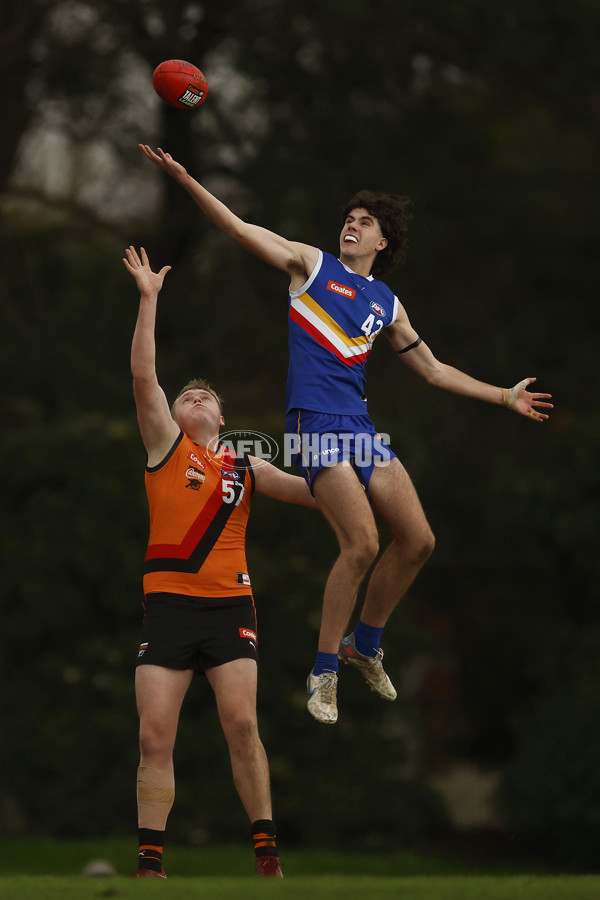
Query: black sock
251 819 278 858
138 827 165 872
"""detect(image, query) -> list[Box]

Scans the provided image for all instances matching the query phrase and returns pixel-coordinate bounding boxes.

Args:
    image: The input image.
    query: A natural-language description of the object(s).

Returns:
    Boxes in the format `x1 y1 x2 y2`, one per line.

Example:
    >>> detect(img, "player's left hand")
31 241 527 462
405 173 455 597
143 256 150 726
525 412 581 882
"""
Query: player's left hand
504 377 553 422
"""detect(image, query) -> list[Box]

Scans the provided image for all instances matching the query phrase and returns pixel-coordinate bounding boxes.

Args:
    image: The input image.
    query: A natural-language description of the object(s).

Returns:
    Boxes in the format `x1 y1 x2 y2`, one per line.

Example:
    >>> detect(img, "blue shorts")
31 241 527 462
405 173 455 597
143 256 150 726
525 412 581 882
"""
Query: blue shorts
285 409 396 494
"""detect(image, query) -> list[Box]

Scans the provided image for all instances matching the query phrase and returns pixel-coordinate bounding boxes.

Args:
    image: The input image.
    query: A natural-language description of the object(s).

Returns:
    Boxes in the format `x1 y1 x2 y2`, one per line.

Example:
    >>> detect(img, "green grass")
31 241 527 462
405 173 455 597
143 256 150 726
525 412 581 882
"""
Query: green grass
2 837 444 877
2 875 600 900
2 837 598 900
0 836 545 878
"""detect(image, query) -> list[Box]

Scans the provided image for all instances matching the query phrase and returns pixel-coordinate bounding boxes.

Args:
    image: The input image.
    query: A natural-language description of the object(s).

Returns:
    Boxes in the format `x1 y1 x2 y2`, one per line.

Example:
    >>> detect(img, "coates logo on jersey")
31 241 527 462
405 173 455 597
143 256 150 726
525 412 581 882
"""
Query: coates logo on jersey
187 451 205 468
370 301 386 316
327 280 356 300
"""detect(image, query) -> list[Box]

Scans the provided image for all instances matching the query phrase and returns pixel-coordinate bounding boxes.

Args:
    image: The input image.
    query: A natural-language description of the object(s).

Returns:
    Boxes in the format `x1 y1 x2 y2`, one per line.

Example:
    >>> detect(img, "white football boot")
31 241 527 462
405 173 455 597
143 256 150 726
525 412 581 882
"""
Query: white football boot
306 671 339 724
338 634 397 701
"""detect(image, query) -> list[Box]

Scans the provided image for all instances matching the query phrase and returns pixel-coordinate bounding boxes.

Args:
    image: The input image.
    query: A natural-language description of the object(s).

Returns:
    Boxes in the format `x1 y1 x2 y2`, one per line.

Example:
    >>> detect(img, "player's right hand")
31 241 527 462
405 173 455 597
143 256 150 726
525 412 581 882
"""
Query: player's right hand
139 145 189 180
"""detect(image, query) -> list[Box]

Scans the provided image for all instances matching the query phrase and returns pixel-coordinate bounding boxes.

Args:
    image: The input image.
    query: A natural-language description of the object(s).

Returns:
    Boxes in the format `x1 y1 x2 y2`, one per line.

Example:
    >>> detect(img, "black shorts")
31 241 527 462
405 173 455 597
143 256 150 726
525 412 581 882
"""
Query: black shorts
136 593 258 674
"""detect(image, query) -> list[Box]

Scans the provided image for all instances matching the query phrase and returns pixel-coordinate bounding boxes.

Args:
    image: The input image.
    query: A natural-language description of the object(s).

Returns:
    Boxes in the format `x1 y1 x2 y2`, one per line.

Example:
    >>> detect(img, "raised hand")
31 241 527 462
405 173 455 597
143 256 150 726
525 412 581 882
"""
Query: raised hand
122 246 171 296
139 145 189 180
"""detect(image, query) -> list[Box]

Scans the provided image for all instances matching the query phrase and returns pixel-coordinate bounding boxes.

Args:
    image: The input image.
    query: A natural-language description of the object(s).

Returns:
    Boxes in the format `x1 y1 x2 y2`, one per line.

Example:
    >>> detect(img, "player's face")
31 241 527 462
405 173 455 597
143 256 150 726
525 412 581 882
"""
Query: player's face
174 389 224 433
340 208 388 263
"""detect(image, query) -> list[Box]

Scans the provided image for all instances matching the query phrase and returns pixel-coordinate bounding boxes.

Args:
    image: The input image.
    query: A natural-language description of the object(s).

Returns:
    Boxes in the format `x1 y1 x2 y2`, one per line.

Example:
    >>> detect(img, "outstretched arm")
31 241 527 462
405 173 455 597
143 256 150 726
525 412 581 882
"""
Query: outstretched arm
250 457 318 507
139 145 319 286
384 305 553 422
123 246 180 463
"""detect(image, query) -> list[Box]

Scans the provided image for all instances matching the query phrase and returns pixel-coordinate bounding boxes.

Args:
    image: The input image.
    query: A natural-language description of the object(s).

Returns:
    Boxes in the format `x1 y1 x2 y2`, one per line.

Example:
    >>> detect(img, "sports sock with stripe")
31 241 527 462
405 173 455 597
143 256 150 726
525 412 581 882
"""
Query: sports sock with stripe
353 620 384 658
251 819 279 858
312 651 339 676
137 827 165 872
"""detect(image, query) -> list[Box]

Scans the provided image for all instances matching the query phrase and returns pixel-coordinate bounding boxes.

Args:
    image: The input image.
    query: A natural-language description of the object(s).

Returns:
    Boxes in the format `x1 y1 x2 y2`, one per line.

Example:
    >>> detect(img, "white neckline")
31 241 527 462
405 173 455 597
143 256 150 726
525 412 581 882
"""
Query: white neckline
338 259 374 281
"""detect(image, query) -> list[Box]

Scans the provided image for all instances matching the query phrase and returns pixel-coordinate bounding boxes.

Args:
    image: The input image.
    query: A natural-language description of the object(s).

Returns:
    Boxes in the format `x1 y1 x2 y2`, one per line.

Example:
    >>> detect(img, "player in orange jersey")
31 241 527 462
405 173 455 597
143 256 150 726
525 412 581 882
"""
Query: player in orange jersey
123 246 316 879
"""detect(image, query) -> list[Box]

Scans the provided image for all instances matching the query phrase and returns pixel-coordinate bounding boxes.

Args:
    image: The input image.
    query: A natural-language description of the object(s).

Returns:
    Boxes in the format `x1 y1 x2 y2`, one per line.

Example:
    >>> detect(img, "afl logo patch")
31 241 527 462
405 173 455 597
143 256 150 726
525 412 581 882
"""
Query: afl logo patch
327 280 356 299
370 301 386 316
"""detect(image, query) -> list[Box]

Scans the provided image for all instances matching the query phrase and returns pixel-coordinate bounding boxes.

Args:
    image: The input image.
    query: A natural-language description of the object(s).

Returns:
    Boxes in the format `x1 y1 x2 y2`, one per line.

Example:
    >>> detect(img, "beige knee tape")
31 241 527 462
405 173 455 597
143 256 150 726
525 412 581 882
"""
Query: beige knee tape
137 766 175 830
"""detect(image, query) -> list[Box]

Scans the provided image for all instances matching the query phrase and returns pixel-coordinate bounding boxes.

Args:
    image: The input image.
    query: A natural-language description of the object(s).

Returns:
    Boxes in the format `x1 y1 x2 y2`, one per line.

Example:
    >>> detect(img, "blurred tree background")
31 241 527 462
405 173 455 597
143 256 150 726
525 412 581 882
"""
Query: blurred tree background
1 0 599 869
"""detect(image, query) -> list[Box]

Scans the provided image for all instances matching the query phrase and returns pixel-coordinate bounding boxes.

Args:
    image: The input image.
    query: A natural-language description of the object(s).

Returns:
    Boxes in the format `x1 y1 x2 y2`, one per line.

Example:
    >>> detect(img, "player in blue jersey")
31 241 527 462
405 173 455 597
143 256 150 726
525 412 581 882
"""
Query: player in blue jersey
140 145 553 725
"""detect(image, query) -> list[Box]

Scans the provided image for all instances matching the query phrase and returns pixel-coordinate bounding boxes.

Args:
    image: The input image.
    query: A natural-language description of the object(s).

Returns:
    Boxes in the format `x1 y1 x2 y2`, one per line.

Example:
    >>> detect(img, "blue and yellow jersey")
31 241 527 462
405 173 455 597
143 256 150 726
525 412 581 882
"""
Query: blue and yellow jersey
285 251 399 414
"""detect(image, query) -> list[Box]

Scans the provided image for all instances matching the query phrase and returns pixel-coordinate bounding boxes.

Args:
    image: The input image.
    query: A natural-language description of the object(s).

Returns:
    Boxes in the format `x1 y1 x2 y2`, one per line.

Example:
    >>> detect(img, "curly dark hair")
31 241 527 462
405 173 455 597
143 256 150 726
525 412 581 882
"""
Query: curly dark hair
341 190 412 276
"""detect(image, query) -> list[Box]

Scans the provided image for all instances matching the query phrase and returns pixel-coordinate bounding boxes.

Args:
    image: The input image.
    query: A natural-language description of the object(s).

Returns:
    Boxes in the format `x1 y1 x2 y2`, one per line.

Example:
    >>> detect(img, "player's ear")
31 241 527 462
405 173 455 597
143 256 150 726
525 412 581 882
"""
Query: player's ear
220 414 225 427
377 237 388 252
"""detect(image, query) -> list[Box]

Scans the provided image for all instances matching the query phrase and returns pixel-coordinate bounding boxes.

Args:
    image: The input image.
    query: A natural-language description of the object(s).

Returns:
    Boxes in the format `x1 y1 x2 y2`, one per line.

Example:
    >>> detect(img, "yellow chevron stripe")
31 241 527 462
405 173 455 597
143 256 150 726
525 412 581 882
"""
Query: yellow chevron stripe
298 293 367 349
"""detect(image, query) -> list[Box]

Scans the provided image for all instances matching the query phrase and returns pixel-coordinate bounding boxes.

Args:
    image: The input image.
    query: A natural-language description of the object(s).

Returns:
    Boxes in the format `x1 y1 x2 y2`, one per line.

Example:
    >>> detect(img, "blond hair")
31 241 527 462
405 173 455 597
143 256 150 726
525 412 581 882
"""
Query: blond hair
171 378 224 418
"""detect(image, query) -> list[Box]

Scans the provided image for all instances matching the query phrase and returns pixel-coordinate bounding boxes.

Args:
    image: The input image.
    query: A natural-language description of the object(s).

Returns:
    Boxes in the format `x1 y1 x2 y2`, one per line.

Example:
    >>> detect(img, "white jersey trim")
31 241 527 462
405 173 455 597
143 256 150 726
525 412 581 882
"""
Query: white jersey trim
339 260 375 282
289 249 323 300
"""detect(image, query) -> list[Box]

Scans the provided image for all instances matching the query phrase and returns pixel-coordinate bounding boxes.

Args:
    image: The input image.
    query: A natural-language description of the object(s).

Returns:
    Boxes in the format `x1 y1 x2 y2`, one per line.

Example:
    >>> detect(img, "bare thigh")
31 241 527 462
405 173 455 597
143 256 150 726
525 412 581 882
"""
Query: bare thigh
206 657 258 730
312 460 378 550
367 457 433 546
136 664 194 753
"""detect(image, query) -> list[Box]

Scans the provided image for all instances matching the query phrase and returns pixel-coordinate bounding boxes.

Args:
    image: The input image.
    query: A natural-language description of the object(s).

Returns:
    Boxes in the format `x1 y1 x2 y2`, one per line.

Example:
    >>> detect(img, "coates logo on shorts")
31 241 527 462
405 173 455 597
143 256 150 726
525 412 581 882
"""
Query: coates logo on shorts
208 431 280 469
327 280 356 300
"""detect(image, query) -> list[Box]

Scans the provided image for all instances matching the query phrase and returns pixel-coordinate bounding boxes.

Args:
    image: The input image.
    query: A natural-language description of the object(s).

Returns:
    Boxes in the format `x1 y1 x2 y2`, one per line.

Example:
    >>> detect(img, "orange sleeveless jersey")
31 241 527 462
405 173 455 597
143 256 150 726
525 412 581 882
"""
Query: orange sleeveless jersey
143 432 255 598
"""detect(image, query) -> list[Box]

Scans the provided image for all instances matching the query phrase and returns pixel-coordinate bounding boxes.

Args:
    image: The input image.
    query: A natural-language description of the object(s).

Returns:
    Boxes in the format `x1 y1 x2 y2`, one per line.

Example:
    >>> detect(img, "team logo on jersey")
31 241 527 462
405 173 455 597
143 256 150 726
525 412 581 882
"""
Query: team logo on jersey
239 627 257 642
187 451 205 468
185 465 206 490
327 280 356 300
370 301 386 316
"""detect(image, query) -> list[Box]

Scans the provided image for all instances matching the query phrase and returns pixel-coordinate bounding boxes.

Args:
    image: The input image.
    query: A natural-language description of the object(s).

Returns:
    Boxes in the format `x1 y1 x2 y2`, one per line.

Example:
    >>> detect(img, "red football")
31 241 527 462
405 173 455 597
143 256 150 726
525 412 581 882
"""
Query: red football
152 59 208 110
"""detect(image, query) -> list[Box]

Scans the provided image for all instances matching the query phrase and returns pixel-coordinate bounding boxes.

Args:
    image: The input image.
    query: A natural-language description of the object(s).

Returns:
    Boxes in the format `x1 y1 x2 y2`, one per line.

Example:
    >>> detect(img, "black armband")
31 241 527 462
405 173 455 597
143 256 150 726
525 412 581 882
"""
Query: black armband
397 337 422 354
